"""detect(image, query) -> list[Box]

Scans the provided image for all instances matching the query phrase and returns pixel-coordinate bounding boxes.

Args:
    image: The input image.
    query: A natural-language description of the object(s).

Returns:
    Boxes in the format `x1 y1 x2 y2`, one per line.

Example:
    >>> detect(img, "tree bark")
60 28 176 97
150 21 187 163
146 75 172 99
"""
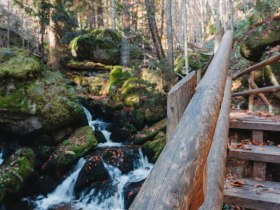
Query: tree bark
232 85 280 97
166 0 174 68
89 0 96 28
48 0 61 71
183 0 189 73
121 0 130 66
111 0 116 29
96 0 104 28
145 0 165 61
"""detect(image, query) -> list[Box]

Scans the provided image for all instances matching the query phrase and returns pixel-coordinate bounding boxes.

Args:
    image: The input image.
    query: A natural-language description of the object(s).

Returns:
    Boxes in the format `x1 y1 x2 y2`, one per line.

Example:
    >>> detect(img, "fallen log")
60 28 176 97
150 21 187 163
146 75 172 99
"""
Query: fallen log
199 77 232 210
129 31 233 210
232 53 280 80
232 85 280 96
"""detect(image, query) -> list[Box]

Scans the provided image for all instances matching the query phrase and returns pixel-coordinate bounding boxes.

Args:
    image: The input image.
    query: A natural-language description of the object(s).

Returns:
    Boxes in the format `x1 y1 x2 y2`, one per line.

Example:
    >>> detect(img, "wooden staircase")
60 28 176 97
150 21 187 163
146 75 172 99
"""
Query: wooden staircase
224 110 280 210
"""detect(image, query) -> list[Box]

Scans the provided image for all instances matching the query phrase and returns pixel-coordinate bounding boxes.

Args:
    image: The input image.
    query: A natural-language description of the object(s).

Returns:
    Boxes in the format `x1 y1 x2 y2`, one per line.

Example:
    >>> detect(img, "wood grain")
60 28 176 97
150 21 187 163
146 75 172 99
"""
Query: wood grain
167 71 197 139
130 31 233 210
199 77 232 210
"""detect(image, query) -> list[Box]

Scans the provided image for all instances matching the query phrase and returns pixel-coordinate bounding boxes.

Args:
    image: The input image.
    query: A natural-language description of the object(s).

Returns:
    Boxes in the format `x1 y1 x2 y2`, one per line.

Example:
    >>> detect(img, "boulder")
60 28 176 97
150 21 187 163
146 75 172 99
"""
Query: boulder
142 131 166 163
131 119 166 145
70 29 121 65
240 17 280 61
75 154 109 194
43 126 98 177
0 59 85 136
0 148 35 202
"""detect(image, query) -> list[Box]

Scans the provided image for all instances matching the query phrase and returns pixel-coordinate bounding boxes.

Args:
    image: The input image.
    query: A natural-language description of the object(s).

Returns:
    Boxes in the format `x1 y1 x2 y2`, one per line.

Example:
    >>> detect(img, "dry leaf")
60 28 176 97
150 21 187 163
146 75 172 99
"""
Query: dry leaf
255 184 265 188
257 147 264 151
242 144 252 150
231 179 245 187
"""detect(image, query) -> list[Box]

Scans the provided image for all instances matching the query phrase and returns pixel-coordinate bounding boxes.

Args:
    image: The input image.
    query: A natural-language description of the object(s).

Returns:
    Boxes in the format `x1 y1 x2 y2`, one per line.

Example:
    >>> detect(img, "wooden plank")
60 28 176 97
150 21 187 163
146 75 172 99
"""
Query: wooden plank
130 31 233 210
230 111 280 131
232 53 280 79
199 77 232 210
167 71 196 139
229 145 280 164
224 178 280 210
252 130 266 180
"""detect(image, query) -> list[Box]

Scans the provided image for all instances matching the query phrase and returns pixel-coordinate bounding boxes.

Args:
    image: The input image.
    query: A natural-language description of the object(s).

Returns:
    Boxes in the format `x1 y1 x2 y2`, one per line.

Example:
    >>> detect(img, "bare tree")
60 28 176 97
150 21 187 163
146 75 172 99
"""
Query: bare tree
96 0 104 28
183 0 189 73
121 0 130 66
166 0 174 68
89 0 96 28
145 0 165 61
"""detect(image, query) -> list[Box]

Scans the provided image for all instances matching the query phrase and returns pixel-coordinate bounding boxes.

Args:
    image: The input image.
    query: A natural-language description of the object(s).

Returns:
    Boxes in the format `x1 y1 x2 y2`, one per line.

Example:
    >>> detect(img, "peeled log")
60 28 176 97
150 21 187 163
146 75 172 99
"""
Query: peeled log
130 31 233 210
199 77 232 210
232 53 280 80
232 85 280 96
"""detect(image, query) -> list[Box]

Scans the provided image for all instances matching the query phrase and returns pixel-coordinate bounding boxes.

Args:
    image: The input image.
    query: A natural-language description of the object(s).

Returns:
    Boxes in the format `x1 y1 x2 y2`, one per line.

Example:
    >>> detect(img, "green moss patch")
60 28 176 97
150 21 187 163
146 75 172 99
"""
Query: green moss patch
0 48 41 80
47 126 98 167
0 148 35 202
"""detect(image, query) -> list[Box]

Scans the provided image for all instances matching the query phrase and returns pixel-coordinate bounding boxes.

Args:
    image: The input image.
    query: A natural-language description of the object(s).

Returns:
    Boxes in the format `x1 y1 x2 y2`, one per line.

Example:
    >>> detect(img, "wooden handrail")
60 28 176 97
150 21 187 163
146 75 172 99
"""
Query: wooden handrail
232 85 280 96
167 71 197 139
199 77 232 210
129 31 233 210
232 53 280 80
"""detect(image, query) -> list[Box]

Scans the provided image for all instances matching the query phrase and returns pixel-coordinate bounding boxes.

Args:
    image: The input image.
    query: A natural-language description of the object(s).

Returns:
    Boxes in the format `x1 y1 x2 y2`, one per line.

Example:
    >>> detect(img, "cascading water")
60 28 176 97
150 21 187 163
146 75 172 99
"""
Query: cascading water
31 106 153 210
0 149 4 165
82 106 122 147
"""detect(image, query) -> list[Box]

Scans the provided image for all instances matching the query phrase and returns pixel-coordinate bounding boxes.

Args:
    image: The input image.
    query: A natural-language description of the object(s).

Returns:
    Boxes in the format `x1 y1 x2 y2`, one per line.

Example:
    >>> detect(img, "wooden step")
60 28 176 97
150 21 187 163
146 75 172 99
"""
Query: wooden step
230 111 280 131
229 144 280 164
224 178 280 210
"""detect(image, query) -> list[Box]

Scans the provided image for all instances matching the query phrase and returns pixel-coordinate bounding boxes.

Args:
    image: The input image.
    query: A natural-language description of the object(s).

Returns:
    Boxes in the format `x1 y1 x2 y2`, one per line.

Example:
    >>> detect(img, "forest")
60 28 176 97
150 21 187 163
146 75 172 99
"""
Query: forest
0 0 279 209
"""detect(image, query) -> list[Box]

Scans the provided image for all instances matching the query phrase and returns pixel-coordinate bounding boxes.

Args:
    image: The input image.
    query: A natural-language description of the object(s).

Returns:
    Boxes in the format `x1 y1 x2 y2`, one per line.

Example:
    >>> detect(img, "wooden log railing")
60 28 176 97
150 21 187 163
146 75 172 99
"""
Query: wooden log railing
130 30 233 210
232 85 280 96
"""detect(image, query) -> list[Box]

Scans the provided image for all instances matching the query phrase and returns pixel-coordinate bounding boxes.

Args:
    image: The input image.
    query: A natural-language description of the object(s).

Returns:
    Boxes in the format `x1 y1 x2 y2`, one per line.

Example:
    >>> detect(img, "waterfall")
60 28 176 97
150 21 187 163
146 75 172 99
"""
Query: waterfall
35 158 86 209
0 149 4 165
31 106 153 210
82 106 122 147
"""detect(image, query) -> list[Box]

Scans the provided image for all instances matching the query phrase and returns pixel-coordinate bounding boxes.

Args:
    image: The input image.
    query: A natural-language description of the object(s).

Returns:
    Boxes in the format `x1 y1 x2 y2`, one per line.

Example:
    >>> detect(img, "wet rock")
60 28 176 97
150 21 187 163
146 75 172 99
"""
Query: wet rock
142 131 166 163
123 180 144 209
43 126 97 178
131 119 166 145
94 130 107 143
70 29 121 65
75 154 109 194
240 17 280 61
101 147 138 174
0 148 35 202
51 128 74 145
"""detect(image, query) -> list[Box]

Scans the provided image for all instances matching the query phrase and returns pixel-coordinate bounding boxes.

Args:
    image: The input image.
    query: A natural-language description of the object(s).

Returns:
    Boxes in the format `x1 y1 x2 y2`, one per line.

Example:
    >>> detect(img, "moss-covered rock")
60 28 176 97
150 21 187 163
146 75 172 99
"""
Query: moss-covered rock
43 126 97 175
66 60 113 72
132 119 166 145
142 131 166 163
70 29 121 65
0 70 85 136
109 66 135 92
240 17 280 61
0 48 41 80
0 148 35 202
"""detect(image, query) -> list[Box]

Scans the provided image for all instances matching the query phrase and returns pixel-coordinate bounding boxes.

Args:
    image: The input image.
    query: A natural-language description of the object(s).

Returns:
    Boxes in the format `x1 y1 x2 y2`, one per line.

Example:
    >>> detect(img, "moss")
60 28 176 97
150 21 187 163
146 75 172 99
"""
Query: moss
49 126 98 166
66 60 113 71
0 148 35 202
240 17 280 61
0 48 41 80
70 29 121 64
145 105 166 124
132 119 166 145
142 133 166 163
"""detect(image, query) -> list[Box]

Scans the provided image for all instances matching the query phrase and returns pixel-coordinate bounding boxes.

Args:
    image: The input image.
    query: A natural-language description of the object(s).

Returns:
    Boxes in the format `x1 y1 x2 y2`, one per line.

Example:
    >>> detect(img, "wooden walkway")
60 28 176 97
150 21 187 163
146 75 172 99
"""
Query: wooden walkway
224 110 280 210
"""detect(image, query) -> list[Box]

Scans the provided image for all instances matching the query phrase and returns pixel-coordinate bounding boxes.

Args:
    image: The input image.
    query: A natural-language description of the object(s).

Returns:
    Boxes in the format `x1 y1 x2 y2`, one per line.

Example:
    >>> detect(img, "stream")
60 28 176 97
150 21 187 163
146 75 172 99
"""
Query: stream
0 149 4 165
27 106 153 210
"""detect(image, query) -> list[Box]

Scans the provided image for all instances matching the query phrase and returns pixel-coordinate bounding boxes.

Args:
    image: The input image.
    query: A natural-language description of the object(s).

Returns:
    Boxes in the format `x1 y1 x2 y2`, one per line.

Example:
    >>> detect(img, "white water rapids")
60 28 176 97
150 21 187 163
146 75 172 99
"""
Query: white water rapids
32 106 153 210
0 149 4 165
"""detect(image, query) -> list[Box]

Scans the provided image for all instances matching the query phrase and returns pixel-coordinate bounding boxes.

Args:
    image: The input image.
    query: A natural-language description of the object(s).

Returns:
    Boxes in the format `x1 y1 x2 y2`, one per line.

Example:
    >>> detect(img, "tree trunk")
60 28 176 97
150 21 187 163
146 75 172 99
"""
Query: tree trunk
166 0 174 68
89 0 96 28
145 0 165 61
121 0 130 66
229 0 234 30
96 0 104 28
48 0 61 71
7 0 10 48
183 0 189 73
214 0 221 53
111 0 116 29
